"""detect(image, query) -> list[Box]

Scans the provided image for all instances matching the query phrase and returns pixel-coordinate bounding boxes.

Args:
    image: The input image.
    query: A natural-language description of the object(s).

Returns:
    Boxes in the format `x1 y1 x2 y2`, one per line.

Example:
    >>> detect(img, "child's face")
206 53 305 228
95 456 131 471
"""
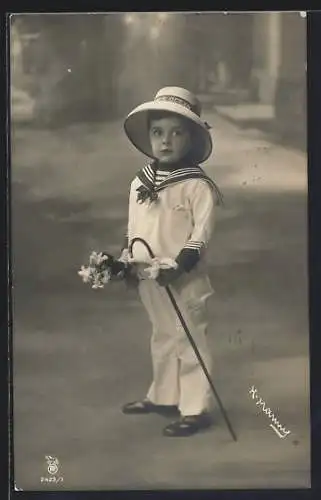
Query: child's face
149 115 192 163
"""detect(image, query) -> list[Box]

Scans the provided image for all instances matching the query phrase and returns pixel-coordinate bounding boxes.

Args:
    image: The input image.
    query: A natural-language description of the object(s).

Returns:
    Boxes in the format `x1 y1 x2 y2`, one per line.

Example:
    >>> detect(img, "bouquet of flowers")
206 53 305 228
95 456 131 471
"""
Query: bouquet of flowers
78 251 125 289
78 250 179 290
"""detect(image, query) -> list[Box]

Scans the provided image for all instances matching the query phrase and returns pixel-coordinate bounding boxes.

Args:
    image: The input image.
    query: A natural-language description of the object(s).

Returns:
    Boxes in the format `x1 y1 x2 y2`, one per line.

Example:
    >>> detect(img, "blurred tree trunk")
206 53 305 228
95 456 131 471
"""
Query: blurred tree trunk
100 14 124 119
18 14 124 125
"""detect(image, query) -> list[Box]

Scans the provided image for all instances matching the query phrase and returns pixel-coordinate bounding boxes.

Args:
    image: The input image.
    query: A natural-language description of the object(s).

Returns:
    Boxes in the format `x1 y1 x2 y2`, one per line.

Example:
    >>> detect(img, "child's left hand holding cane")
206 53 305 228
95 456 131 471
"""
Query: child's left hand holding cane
153 248 201 287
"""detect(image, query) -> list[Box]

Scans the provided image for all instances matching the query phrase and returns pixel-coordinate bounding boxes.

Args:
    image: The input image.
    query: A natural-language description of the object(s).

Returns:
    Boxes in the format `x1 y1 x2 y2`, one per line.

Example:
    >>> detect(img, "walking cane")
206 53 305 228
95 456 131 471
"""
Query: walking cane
129 237 237 442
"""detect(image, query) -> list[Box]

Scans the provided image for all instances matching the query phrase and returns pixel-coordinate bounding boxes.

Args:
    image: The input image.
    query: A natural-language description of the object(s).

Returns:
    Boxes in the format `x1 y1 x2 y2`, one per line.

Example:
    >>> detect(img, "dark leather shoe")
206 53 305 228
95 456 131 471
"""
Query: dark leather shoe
122 400 179 415
162 413 212 437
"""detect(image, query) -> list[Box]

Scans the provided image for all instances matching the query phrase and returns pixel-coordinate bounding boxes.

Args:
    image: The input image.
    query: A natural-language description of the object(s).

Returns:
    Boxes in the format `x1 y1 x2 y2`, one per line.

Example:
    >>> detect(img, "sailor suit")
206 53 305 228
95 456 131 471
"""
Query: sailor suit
122 161 221 416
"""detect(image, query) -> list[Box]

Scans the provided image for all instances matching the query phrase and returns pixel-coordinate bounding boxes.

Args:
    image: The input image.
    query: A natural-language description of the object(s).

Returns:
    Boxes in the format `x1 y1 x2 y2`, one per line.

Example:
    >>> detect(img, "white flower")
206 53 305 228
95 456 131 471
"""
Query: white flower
78 265 92 283
89 251 101 266
98 253 108 265
89 251 108 266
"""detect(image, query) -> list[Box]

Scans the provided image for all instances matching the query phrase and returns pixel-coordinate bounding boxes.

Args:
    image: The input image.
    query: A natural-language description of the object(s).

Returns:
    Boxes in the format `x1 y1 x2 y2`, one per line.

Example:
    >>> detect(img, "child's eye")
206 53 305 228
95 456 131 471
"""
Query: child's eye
151 128 162 137
172 129 183 137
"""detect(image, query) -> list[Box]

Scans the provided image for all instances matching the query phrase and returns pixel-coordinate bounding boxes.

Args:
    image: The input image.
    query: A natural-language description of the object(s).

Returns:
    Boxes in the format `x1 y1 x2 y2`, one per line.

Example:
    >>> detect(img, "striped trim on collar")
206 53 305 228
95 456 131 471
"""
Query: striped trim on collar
136 163 224 206
136 162 155 191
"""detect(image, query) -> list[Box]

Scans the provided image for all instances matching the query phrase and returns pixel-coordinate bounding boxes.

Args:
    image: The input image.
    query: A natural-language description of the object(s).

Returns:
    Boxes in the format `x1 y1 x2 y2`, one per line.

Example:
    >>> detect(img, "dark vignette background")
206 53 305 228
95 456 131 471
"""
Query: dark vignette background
0 4 320 500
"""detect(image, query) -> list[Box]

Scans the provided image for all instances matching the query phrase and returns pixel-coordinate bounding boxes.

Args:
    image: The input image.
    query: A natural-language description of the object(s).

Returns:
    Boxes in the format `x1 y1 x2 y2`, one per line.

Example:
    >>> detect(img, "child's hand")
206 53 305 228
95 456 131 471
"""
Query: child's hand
156 267 184 287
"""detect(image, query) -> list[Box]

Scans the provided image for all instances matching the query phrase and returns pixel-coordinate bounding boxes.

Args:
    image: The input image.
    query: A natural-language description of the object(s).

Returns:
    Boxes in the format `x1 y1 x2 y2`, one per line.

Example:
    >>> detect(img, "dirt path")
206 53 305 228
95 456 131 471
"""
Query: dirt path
12 114 310 490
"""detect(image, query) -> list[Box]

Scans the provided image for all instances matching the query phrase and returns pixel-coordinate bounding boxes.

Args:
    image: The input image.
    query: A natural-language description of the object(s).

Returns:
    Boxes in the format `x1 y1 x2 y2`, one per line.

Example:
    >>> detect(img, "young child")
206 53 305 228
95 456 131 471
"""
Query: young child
118 86 222 437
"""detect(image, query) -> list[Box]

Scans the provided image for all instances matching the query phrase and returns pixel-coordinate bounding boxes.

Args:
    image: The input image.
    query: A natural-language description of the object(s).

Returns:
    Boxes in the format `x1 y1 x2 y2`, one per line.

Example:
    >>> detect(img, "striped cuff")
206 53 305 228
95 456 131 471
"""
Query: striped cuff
184 240 204 254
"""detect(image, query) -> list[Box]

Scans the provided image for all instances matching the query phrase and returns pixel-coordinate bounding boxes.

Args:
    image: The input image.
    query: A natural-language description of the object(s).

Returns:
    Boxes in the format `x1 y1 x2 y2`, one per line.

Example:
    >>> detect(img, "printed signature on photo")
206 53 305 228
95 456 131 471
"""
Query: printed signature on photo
249 385 291 439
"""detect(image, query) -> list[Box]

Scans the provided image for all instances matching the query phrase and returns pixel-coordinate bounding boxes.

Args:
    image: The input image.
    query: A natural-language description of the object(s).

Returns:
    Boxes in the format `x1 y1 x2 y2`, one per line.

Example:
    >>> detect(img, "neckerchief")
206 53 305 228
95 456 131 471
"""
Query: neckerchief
136 161 224 206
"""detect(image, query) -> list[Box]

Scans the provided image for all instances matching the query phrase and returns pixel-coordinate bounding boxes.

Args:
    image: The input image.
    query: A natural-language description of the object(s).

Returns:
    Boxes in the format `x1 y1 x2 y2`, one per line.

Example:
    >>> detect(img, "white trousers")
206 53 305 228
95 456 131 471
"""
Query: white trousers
138 268 214 416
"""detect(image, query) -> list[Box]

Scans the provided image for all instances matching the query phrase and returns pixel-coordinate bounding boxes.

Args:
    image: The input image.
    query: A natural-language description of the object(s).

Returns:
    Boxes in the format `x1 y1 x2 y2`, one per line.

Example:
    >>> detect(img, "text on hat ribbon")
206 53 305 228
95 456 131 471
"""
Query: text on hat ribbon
155 95 199 115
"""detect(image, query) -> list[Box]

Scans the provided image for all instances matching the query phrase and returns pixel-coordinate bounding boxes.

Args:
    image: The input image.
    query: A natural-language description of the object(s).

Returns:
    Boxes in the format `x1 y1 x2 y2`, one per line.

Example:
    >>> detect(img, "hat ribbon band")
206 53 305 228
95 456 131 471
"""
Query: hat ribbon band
155 95 200 116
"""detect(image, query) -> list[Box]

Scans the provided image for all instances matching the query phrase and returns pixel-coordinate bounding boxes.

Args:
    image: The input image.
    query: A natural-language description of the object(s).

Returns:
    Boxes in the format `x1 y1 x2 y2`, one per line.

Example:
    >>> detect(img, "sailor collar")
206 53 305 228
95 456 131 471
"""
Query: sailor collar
135 162 224 206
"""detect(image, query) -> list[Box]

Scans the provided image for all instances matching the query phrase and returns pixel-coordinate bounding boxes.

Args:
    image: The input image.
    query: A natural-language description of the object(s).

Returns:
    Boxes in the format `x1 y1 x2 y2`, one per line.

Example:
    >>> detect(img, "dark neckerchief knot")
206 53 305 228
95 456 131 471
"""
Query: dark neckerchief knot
136 185 158 204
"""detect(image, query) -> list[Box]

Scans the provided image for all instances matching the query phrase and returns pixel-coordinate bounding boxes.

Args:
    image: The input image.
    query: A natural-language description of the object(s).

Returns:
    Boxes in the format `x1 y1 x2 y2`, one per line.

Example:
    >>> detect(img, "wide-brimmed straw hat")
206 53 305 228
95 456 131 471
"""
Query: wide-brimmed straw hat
124 86 213 164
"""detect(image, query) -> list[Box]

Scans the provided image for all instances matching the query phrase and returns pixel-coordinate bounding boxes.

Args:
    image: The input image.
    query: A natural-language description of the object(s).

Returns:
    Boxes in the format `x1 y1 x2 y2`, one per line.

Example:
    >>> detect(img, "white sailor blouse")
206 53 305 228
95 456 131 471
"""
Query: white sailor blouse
123 161 223 272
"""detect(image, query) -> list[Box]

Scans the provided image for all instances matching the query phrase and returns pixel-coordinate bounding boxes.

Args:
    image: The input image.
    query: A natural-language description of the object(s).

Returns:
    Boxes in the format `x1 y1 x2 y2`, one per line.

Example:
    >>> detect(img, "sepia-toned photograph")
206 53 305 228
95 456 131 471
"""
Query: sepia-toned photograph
10 11 309 490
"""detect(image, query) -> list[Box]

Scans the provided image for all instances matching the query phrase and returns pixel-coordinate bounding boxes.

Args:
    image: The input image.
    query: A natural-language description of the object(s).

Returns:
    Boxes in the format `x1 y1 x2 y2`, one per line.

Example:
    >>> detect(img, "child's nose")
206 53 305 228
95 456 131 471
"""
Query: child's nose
162 133 171 145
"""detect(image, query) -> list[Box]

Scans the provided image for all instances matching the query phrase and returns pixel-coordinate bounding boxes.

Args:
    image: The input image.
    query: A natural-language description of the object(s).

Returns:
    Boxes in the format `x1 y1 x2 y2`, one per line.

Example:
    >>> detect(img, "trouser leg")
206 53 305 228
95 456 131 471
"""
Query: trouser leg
172 275 214 416
138 279 180 406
